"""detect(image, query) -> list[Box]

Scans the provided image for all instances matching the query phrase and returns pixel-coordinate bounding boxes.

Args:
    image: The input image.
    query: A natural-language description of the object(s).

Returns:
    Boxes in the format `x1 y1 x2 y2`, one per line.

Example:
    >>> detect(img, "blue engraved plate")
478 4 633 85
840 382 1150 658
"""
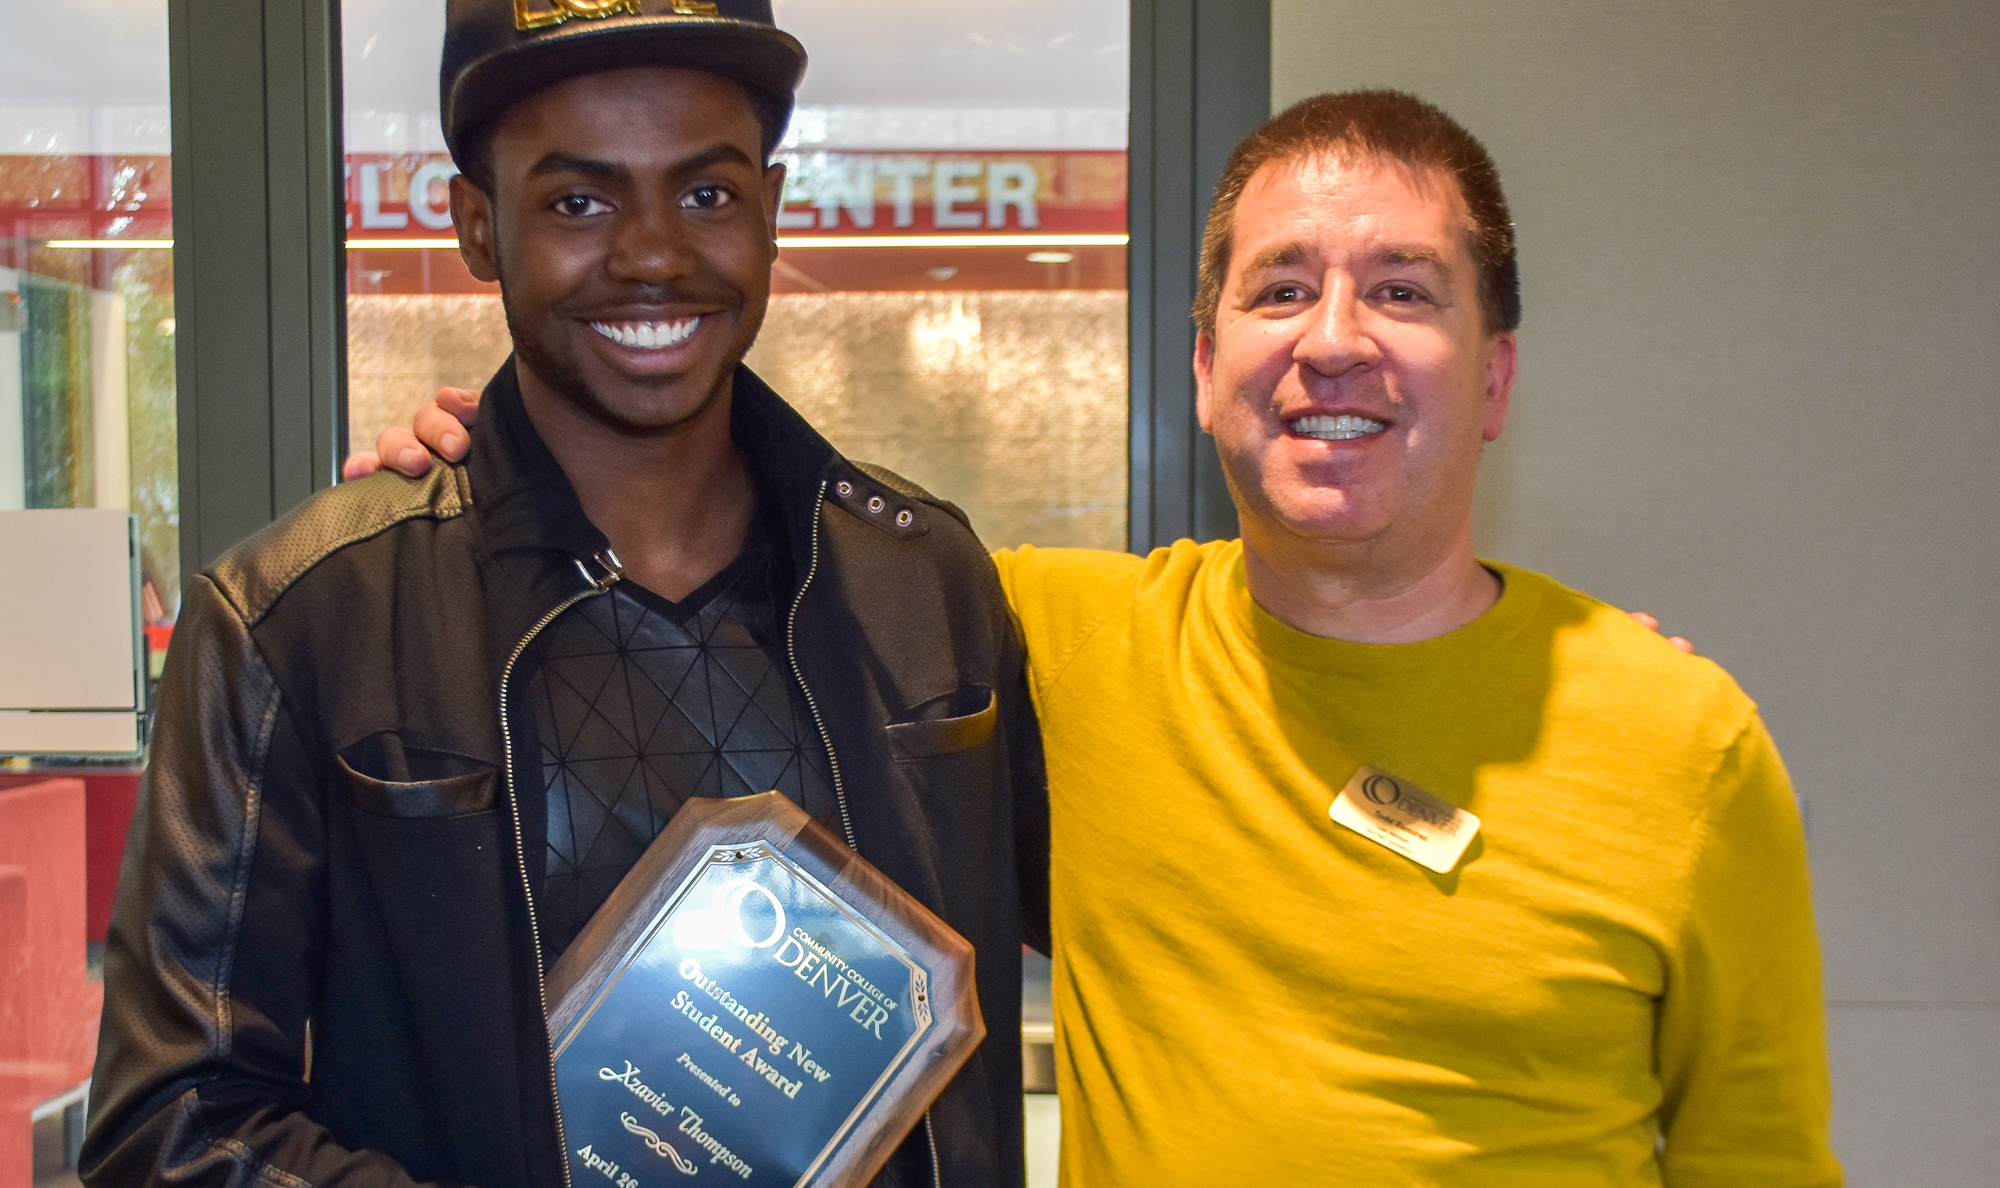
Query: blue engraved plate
552 840 938 1187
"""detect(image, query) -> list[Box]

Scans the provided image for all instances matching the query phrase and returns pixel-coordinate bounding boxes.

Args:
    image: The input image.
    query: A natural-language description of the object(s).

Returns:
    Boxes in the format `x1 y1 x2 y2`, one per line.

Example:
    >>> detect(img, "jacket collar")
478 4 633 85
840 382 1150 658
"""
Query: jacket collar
728 362 838 574
464 355 839 583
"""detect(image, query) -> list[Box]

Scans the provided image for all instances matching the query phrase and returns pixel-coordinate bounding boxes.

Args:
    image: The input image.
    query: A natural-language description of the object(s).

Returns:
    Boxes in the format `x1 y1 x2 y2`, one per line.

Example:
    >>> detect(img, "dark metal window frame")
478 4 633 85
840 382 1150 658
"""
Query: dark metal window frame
169 0 346 580
1128 0 1270 552
166 0 1270 571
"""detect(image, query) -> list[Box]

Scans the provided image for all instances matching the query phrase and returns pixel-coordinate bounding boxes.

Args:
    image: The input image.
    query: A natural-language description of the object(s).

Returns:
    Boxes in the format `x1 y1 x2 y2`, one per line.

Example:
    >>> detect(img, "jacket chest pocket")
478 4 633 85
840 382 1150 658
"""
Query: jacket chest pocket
336 733 518 992
337 734 506 904
338 731 498 819
886 686 997 761
335 732 506 920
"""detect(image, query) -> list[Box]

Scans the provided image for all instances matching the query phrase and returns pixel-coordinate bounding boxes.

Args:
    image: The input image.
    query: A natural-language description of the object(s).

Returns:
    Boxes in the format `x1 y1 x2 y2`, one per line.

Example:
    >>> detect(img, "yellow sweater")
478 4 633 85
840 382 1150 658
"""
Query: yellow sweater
995 540 1841 1188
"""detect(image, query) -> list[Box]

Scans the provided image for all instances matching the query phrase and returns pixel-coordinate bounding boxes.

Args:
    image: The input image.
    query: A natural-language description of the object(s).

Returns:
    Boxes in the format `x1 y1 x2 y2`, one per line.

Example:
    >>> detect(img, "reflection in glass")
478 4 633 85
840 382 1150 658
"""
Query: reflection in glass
1 1 174 1177
341 0 1130 551
2 1 179 626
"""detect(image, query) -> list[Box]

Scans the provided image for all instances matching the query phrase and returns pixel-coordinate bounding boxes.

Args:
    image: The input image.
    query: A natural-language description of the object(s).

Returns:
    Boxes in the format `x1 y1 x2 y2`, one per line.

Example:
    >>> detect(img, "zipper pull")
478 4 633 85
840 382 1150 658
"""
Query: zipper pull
573 548 624 592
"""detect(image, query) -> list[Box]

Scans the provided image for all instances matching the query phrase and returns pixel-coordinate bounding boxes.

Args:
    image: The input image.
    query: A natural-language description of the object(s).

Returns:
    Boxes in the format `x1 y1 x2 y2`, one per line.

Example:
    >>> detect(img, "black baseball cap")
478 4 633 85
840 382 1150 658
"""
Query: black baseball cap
440 0 807 165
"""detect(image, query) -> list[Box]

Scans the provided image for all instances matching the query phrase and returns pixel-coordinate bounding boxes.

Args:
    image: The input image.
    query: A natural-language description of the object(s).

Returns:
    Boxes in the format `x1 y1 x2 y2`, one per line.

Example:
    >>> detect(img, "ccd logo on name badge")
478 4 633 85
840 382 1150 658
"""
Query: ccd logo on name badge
1362 773 1403 807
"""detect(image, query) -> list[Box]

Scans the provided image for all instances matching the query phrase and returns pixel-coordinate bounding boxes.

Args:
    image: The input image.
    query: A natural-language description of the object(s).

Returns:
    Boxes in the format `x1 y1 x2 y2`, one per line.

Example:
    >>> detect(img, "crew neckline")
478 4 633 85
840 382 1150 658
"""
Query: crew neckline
1214 544 1543 678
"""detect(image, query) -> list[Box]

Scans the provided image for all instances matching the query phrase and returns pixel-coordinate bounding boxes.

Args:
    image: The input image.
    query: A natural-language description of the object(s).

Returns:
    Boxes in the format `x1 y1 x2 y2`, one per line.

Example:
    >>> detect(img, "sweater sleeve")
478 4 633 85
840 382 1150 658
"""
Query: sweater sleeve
1656 713 1844 1188
990 545 1147 705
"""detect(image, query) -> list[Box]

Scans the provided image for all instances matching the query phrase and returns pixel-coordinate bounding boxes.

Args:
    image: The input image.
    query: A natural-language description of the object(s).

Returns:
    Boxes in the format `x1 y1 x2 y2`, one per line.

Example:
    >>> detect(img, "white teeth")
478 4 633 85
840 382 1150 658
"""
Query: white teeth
590 317 701 350
1291 413 1387 441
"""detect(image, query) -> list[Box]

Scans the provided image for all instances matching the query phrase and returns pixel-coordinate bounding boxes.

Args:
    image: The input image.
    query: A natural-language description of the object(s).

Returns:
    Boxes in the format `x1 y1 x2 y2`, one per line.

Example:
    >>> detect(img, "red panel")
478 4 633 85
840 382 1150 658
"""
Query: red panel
0 771 142 944
341 150 1127 246
0 867 30 1188
0 775 125 1185
340 149 1129 296
347 242 1128 297
345 247 499 297
82 775 141 943
0 779 101 1110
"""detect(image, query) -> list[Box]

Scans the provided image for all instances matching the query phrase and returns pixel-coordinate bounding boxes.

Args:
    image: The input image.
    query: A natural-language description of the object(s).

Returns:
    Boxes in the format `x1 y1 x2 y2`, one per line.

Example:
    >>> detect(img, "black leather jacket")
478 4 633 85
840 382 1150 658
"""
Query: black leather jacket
83 362 1048 1188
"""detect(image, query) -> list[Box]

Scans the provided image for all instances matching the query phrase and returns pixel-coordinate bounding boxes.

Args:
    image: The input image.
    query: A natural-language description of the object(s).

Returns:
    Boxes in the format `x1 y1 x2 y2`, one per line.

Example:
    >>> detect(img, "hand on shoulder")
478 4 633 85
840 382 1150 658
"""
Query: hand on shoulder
1627 611 1694 655
340 386 483 481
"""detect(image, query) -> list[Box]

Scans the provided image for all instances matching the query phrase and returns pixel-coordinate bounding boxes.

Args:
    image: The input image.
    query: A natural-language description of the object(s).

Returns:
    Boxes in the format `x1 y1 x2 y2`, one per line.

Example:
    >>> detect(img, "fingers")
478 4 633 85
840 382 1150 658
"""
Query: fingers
341 451 383 481
1628 611 1698 656
413 404 470 461
373 426 433 477
359 387 477 479
436 386 483 428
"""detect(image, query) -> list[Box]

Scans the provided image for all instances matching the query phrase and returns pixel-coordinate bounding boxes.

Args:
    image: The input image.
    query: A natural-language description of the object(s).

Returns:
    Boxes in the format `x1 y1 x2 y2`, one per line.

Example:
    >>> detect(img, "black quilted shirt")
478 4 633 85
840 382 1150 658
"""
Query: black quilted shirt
520 518 835 960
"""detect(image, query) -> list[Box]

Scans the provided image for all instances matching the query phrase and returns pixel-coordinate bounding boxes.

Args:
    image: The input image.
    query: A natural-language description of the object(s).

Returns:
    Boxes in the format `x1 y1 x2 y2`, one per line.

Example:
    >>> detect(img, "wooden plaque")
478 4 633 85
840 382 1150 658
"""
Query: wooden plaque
545 792 985 1188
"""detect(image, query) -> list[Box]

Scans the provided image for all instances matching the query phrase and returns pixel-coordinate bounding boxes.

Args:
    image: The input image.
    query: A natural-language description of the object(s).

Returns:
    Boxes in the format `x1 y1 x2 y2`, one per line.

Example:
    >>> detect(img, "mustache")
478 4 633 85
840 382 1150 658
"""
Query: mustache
577 281 743 309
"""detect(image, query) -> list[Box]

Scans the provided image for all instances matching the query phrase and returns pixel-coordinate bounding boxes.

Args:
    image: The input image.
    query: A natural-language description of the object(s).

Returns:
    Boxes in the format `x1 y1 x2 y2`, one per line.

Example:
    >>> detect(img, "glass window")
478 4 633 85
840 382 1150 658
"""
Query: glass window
2 1 177 631
2 2 173 1181
341 0 1128 550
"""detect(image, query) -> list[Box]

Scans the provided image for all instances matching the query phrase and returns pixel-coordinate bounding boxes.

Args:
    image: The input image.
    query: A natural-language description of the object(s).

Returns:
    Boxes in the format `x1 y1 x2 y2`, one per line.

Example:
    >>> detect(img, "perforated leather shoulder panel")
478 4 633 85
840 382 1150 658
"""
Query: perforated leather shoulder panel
207 465 472 628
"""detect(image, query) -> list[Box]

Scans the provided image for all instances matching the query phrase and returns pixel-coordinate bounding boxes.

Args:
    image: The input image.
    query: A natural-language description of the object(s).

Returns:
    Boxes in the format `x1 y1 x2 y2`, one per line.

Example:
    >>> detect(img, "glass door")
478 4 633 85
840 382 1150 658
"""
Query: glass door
2 0 179 633
340 0 1129 550
2 2 175 1181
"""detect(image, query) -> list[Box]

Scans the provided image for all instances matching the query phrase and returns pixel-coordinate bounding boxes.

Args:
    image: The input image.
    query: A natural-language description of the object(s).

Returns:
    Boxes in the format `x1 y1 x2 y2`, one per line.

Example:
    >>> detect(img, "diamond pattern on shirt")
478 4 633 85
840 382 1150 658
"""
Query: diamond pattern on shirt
524 539 832 959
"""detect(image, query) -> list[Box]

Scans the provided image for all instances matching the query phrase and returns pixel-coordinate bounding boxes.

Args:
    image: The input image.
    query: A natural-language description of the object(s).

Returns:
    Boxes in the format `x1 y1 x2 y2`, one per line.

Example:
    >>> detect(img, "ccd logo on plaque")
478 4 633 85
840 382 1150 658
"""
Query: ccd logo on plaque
671 876 787 950
1362 774 1403 806
719 879 786 948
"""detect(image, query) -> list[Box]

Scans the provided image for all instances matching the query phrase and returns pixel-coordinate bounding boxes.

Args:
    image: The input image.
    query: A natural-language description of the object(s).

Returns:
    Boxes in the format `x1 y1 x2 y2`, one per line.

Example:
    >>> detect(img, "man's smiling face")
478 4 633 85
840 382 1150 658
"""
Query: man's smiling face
1196 152 1516 565
452 66 783 433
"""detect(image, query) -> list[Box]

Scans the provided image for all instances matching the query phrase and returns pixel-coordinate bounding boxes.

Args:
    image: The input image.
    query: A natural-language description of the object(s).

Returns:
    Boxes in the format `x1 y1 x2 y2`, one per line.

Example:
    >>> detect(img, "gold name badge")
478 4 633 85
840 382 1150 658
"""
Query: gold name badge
515 0 718 31
1328 766 1480 874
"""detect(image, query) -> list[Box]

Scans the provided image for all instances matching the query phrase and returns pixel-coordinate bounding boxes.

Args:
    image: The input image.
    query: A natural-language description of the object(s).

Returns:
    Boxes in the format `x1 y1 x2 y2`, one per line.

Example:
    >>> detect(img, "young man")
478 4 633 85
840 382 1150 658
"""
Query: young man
83 5 1044 1187
370 90 1839 1186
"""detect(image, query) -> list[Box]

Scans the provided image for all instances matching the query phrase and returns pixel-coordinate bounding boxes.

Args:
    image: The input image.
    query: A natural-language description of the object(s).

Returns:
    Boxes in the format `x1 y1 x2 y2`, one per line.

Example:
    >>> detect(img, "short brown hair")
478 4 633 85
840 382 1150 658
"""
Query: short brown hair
1193 90 1520 337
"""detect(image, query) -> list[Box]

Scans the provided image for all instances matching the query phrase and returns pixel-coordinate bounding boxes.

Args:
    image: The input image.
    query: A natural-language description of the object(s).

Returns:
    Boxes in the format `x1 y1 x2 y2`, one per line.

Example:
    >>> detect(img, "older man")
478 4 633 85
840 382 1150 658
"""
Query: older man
365 91 1838 1186
997 92 1840 1185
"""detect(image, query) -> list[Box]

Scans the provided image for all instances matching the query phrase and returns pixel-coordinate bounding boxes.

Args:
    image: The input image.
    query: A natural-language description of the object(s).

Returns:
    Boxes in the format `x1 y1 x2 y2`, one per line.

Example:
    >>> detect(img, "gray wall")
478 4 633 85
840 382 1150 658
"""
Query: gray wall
1271 2 2000 1182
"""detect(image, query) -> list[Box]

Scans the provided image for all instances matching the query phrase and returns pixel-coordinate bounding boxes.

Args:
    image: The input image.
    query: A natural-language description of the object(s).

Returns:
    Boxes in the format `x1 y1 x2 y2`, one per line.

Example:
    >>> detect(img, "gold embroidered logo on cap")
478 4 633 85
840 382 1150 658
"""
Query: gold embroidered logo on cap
514 0 643 31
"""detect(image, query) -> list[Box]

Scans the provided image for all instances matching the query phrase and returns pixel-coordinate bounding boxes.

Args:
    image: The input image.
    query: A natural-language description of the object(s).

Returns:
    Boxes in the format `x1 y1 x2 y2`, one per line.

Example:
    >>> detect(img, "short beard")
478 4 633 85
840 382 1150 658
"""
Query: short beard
501 293 759 437
504 301 668 434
